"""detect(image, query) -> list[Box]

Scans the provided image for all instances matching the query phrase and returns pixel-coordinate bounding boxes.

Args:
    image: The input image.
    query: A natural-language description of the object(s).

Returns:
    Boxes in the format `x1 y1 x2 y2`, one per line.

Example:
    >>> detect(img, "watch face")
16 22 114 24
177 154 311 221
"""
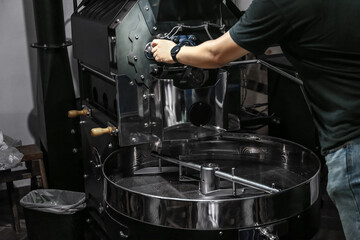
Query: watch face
171 45 181 62
171 45 180 54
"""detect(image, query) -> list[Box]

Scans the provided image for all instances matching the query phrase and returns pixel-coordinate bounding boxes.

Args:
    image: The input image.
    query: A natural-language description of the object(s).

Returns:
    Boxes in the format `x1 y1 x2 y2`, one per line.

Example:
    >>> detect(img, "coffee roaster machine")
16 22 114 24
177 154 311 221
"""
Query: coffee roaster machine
68 0 321 239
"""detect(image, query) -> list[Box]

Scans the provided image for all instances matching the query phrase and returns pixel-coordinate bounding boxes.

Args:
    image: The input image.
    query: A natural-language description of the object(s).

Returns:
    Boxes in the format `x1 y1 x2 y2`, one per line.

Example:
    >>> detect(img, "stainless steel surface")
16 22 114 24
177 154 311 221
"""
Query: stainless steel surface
200 163 220 195
71 1 322 238
154 154 280 194
103 133 320 230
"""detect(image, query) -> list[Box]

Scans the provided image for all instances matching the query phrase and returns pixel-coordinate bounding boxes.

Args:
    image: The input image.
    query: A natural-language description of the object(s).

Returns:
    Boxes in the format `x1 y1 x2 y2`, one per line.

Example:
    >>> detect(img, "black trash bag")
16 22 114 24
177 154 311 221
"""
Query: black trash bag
20 189 86 214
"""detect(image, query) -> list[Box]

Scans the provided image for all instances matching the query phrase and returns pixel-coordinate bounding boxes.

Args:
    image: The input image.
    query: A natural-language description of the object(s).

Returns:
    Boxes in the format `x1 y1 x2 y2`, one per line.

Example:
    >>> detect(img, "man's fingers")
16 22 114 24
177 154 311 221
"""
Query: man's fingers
151 45 158 54
151 39 159 47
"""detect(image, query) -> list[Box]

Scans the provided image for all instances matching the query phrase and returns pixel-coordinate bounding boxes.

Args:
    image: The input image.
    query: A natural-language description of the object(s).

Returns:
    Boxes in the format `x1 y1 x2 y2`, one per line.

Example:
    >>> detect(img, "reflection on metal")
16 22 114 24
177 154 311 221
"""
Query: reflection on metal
103 134 320 230
227 59 303 86
153 154 280 194
71 0 321 238
200 163 220 194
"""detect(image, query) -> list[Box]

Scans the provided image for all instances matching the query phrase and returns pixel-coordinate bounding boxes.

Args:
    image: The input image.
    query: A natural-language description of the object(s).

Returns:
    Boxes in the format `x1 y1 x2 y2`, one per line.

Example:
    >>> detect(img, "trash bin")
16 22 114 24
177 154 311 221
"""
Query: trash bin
20 189 86 240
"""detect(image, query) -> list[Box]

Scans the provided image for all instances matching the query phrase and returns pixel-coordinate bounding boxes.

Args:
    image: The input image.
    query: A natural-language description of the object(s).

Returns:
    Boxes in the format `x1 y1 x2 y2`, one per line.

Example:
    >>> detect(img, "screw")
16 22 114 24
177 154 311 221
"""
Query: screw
83 174 88 179
108 143 113 149
145 6 149 11
144 123 149 128
151 122 157 127
134 56 138 61
70 129 76 135
153 26 158 31
115 19 120 23
131 137 137 143
140 75 145 80
72 148 78 154
129 81 135 86
219 231 223 236
98 204 104 213
143 94 148 100
135 34 139 40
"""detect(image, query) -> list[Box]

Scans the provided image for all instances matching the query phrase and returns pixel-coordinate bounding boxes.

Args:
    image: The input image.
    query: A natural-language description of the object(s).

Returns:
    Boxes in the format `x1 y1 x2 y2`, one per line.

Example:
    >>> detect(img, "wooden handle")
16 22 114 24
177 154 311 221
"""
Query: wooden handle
68 109 89 118
91 127 116 137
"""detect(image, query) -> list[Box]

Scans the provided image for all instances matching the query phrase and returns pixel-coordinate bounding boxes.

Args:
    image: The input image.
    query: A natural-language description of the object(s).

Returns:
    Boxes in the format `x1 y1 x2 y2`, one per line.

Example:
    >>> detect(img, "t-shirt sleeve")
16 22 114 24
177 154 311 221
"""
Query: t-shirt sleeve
229 0 287 55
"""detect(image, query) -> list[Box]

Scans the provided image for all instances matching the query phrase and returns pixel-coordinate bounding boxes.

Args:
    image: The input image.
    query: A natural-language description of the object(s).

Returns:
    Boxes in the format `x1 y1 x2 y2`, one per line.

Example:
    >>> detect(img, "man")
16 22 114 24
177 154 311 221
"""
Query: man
151 0 360 239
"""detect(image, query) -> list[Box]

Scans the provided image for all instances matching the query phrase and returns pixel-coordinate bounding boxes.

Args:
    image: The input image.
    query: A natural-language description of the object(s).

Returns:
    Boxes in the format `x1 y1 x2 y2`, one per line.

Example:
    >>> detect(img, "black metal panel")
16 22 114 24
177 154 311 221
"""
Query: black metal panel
149 0 222 22
71 0 132 73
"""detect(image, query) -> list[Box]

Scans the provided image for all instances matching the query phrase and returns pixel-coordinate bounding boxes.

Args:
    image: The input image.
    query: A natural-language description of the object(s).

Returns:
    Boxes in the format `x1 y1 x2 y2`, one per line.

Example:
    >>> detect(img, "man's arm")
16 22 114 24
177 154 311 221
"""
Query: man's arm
151 32 248 69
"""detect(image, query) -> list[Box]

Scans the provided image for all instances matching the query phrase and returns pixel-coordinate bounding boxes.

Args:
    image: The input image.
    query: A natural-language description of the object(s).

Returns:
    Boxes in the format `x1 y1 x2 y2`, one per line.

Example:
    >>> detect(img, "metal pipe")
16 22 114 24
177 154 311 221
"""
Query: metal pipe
80 64 116 84
227 59 303 86
215 171 279 193
227 59 315 120
32 0 83 191
153 154 279 194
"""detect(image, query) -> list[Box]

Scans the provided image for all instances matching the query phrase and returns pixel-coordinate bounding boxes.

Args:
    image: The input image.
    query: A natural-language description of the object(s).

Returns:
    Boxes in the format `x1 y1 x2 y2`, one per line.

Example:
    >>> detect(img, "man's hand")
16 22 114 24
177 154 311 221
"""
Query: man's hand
151 39 177 64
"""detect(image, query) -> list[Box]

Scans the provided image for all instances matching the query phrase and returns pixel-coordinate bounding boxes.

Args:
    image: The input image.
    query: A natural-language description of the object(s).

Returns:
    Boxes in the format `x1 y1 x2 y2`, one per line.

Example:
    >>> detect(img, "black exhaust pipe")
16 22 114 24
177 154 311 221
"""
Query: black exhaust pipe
32 0 83 191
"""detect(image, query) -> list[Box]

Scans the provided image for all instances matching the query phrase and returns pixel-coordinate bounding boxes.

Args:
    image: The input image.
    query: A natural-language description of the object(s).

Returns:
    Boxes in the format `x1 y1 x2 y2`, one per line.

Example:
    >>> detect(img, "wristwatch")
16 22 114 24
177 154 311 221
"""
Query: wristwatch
170 44 183 63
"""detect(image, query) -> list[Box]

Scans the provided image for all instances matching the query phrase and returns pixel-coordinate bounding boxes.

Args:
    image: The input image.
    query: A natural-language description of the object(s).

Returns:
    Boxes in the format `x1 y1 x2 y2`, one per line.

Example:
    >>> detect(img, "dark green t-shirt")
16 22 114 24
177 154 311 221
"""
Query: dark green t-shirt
230 0 360 154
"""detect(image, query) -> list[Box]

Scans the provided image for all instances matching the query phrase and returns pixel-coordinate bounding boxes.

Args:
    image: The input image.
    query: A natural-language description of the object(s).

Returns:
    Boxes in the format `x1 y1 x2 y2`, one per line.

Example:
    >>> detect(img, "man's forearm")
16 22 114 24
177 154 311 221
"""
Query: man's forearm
176 32 248 69
151 32 249 68
176 41 225 69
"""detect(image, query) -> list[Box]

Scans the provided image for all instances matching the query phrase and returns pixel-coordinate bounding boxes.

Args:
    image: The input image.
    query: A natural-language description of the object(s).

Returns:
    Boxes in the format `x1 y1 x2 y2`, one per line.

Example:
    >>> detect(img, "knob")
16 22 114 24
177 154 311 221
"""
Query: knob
68 109 89 118
91 126 116 137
